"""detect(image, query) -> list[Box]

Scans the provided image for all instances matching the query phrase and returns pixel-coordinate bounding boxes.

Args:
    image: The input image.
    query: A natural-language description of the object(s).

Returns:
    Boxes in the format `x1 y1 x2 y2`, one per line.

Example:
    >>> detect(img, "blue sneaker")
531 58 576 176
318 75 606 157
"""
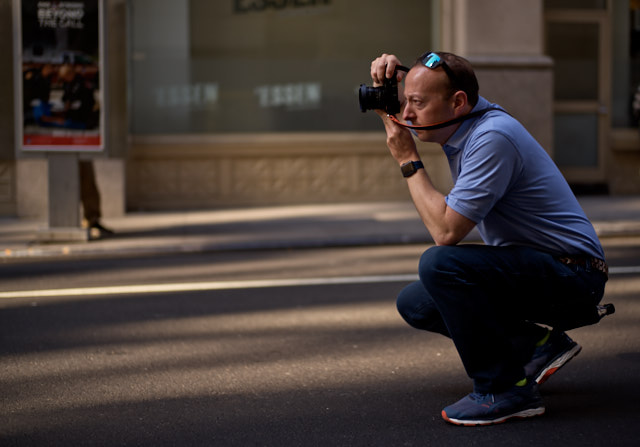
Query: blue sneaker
441 380 545 426
524 331 581 384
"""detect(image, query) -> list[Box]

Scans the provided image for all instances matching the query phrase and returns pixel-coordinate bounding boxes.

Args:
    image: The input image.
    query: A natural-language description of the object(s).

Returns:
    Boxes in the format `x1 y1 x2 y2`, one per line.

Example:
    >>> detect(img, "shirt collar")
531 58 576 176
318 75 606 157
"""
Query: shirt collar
443 96 491 156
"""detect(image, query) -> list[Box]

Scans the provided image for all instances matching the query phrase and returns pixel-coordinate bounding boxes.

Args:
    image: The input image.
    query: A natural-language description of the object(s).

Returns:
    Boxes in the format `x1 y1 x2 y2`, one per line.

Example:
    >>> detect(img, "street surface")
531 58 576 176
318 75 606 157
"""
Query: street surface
1 240 639 446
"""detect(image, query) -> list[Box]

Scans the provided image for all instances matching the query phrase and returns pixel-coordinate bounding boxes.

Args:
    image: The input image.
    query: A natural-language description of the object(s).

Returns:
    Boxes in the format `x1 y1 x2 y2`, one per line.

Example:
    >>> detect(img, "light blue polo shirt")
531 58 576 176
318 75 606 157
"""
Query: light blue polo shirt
443 97 605 260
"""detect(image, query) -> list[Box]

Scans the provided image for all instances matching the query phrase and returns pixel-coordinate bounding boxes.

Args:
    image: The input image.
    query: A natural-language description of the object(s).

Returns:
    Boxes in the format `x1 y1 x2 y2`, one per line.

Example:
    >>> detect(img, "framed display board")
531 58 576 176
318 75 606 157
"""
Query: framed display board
13 0 105 151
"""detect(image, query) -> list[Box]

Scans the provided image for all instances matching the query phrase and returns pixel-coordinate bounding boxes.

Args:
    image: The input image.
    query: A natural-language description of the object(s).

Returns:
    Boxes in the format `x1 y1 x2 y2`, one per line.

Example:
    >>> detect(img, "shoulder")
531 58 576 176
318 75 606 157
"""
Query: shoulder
468 102 526 150
462 113 524 170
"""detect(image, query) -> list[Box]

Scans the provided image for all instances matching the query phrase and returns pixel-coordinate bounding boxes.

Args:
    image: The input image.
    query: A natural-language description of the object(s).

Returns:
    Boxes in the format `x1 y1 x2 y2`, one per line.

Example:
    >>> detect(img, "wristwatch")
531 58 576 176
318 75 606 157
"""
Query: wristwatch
400 160 424 178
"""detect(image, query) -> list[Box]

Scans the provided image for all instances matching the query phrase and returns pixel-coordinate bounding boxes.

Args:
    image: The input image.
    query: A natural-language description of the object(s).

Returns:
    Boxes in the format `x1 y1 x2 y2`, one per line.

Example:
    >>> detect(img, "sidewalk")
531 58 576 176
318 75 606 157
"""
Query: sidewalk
2 196 640 260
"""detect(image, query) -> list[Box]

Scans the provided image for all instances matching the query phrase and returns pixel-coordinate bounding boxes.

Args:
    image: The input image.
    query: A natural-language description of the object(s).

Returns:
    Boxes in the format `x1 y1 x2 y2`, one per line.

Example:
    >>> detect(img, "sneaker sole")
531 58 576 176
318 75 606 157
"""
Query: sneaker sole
441 406 546 426
535 343 582 385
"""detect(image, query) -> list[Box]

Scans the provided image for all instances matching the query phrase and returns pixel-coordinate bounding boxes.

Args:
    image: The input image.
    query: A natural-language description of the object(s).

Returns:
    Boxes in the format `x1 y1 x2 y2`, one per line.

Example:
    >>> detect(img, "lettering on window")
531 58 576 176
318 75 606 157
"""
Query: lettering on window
254 82 322 109
155 83 220 109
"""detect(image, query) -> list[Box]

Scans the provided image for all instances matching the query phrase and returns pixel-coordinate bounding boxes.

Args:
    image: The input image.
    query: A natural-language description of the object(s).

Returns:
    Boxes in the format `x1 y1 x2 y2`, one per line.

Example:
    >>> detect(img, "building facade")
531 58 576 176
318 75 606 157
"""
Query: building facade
0 0 638 218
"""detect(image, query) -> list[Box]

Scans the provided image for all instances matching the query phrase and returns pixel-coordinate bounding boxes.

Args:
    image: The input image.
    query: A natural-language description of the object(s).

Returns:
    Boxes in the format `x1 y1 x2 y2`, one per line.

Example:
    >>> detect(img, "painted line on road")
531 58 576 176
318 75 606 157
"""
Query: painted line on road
608 265 640 274
0 274 419 299
1 266 638 300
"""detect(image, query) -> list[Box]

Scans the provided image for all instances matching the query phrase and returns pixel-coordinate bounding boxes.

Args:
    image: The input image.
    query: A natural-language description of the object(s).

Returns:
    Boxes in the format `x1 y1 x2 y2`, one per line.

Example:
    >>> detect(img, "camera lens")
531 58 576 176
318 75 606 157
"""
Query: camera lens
359 84 384 113
358 75 400 114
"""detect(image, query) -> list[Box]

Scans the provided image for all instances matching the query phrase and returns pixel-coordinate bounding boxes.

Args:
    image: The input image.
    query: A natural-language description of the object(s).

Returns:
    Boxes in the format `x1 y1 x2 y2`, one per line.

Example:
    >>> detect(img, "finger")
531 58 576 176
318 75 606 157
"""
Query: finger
370 57 387 85
385 60 398 81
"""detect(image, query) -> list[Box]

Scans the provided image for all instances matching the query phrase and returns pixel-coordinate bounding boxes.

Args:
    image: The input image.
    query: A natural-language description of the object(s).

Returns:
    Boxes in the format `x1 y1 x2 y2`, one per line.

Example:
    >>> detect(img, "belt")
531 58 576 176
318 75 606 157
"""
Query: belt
557 255 608 277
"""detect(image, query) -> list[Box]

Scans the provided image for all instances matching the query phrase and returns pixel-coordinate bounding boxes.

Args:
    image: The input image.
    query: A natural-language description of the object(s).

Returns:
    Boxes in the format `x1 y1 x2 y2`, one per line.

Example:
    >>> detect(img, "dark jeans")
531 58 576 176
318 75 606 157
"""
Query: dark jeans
79 161 101 225
396 244 607 394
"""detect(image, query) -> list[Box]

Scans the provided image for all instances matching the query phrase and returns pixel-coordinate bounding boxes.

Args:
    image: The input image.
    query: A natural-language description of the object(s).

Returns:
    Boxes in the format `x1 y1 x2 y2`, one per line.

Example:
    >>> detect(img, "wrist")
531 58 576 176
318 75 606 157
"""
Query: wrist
398 158 420 166
400 160 424 178
397 152 421 166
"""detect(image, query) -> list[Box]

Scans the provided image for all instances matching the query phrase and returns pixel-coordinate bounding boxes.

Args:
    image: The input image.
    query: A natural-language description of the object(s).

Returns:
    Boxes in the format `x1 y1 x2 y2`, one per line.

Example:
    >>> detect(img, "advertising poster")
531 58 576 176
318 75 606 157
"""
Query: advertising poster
15 0 104 151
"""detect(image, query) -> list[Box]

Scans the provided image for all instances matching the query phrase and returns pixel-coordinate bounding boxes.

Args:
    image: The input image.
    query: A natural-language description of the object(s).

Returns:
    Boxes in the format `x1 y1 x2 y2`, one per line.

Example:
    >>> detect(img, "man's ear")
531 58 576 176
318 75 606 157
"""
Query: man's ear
452 90 469 114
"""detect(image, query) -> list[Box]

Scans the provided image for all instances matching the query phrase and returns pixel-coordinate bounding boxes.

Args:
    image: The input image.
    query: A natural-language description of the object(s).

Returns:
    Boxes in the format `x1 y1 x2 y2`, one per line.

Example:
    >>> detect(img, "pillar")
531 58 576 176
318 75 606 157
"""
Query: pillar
439 0 554 154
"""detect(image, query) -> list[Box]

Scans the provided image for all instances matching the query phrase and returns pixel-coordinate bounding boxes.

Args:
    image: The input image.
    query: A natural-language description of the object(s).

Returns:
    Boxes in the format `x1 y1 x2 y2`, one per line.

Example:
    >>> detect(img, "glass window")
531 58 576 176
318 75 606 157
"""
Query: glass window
128 0 433 134
546 22 599 101
612 0 640 128
632 2 640 127
554 114 599 167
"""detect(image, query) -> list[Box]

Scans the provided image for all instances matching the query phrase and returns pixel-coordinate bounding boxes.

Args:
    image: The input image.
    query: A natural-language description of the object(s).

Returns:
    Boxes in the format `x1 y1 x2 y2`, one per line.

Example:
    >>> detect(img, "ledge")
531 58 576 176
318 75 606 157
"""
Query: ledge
468 54 554 70
611 128 640 152
129 132 443 158
130 132 387 146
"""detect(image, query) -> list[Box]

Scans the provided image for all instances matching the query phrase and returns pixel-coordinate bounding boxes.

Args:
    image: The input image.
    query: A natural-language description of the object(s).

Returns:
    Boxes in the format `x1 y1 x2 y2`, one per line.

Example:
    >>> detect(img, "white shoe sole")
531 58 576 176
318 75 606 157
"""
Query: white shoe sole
535 343 582 384
442 406 546 426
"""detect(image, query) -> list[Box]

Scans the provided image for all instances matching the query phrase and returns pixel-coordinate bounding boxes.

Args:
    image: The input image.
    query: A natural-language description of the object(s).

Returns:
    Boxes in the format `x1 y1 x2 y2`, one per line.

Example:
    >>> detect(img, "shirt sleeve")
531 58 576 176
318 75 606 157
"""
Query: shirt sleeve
445 130 522 223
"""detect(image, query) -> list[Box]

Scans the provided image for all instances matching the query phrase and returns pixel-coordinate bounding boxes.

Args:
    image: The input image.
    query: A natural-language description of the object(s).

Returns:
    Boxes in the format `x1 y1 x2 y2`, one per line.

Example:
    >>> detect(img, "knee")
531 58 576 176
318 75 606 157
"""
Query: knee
396 281 422 323
396 281 447 334
418 245 459 284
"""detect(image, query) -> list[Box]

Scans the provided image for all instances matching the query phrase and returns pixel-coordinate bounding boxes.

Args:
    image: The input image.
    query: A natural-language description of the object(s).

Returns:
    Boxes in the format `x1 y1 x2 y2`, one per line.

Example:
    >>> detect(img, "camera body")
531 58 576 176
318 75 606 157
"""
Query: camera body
359 73 401 115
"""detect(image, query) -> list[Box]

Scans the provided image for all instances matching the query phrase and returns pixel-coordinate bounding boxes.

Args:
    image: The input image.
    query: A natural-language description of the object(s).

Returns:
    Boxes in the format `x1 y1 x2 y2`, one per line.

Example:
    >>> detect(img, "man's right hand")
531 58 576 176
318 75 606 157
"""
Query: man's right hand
370 53 406 87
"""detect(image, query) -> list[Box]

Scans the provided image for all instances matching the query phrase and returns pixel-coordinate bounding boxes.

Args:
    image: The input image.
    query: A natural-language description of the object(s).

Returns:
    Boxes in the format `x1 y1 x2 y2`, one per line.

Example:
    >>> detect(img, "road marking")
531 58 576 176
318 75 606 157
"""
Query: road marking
0 274 419 299
1 266 637 300
609 265 640 274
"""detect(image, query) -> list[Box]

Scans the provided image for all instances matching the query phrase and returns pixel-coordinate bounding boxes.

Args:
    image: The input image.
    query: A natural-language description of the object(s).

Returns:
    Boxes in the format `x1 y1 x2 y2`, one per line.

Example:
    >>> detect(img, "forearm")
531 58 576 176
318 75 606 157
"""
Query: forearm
405 168 474 246
375 103 475 244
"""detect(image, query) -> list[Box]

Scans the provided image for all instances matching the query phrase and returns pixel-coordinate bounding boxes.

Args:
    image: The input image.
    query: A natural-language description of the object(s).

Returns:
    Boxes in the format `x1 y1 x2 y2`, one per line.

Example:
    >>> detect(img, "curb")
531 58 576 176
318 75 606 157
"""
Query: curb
2 221 640 261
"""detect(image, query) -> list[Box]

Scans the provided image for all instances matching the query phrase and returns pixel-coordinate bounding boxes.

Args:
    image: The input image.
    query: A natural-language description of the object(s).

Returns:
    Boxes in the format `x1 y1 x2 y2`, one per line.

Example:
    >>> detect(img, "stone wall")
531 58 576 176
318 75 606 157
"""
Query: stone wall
126 133 452 210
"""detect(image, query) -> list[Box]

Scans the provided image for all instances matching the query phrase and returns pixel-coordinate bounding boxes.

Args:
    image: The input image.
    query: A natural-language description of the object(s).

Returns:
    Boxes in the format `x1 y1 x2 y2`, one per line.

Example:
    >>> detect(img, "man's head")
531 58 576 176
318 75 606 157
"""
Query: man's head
58 64 76 83
401 51 478 143
413 52 479 107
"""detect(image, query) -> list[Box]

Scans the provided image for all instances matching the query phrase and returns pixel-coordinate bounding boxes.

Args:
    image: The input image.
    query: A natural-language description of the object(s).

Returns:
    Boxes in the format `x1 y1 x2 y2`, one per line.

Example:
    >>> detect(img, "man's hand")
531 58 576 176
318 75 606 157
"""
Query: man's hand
379 112 419 166
370 54 406 87
369 54 417 164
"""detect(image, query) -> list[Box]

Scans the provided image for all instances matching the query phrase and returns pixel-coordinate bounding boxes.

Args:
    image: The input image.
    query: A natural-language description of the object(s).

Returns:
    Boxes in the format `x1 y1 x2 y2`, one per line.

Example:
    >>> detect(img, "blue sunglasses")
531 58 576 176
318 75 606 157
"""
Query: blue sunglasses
421 52 458 86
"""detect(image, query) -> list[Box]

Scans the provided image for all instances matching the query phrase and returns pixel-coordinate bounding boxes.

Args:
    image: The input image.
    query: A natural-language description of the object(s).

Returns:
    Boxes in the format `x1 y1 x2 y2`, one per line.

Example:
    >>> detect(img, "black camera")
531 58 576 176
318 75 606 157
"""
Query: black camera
359 74 401 115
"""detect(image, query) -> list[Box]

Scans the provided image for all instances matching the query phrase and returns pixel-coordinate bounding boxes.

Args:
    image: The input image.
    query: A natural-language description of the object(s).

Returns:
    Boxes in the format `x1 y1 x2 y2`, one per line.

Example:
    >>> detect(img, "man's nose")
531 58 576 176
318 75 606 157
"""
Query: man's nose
402 105 413 121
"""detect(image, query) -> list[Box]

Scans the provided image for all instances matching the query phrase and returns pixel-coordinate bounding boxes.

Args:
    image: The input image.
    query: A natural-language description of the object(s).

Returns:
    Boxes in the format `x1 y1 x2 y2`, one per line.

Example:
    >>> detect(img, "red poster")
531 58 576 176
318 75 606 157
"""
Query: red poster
15 0 104 151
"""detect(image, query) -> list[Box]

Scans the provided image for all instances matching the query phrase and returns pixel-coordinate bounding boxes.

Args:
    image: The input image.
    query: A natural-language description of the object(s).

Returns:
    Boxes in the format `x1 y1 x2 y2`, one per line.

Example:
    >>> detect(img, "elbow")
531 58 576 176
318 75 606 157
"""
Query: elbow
432 232 463 247
430 216 475 246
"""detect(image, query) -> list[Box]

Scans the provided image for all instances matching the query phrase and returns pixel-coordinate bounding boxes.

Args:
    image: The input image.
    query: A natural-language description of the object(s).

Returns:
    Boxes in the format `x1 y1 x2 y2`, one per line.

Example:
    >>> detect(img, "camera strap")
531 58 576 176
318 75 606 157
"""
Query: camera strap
388 106 507 131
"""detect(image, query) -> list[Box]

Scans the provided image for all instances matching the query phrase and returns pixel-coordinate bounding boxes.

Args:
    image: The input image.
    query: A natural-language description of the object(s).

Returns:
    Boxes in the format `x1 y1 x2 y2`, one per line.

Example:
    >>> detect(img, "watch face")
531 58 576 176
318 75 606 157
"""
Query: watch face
401 162 415 177
401 161 423 177
400 162 416 177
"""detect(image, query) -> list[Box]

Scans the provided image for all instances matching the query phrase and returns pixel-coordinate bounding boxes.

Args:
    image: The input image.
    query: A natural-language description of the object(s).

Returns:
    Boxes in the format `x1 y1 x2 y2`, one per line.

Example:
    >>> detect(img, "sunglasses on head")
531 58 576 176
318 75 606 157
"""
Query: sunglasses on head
421 52 458 87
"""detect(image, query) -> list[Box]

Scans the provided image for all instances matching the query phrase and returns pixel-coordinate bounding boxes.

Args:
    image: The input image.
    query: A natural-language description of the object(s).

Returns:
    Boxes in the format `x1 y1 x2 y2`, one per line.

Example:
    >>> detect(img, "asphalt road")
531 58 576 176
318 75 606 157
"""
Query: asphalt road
1 242 639 446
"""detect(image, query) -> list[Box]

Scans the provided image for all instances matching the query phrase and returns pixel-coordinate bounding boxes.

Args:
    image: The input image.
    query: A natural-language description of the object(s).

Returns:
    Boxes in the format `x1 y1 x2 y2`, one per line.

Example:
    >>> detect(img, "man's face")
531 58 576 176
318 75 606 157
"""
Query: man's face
401 66 457 143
